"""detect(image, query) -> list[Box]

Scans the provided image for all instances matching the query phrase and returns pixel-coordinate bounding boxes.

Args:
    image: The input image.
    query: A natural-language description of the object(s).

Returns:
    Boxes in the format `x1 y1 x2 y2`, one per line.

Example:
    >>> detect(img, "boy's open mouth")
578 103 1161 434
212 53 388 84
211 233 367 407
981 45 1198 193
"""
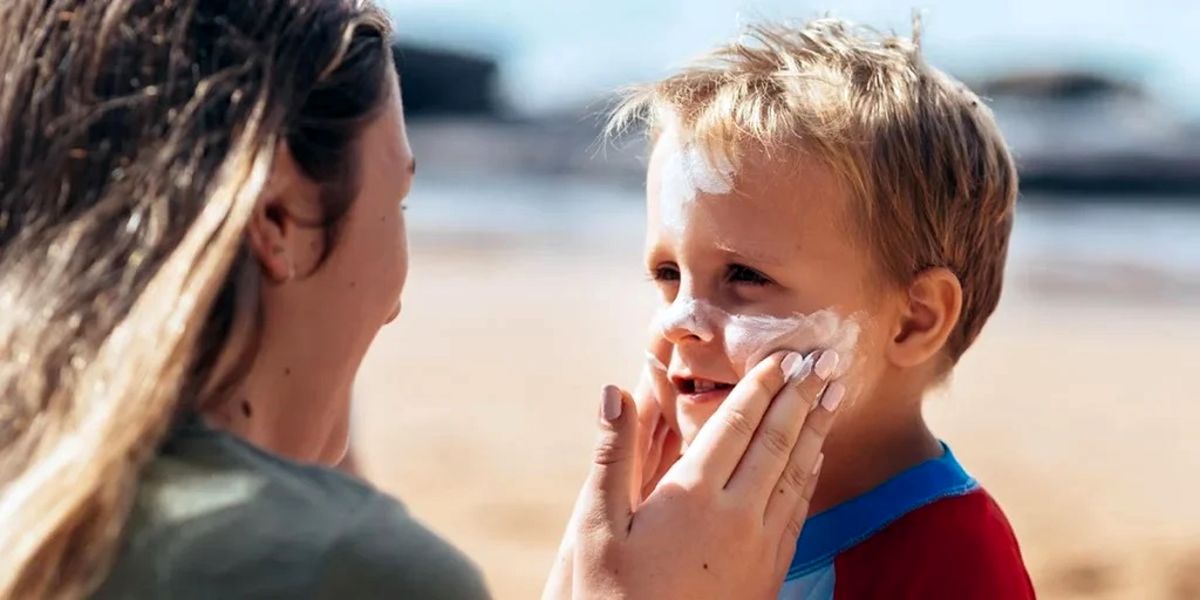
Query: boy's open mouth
671 375 735 399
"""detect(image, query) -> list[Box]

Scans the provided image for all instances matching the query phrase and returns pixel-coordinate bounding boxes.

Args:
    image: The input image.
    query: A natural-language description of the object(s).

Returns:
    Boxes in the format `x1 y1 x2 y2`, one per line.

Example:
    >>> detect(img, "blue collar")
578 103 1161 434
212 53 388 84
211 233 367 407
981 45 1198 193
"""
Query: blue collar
787 443 978 579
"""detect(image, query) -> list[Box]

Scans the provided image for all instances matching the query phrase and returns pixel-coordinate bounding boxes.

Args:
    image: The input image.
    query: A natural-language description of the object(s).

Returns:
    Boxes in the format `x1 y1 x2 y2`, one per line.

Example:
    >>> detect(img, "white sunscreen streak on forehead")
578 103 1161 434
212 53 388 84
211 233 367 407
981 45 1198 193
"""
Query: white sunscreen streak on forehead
655 112 735 234
651 299 861 377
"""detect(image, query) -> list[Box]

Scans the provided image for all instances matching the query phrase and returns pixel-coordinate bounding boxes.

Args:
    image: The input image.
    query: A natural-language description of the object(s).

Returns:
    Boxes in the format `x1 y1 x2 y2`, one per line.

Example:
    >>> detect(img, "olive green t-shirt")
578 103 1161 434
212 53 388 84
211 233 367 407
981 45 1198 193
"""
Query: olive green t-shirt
93 416 491 599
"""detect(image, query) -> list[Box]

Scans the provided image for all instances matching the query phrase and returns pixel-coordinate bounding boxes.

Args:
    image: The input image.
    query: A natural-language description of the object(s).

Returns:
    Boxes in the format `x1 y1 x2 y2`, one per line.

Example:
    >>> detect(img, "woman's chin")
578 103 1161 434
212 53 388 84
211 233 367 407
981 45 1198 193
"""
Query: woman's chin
384 299 402 324
319 434 351 467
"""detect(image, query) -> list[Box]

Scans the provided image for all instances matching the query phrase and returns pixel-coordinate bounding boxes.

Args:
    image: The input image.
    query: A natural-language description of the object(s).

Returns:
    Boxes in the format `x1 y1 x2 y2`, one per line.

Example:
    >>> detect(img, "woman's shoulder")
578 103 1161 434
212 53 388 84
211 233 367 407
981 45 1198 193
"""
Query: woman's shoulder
310 486 492 600
93 419 490 599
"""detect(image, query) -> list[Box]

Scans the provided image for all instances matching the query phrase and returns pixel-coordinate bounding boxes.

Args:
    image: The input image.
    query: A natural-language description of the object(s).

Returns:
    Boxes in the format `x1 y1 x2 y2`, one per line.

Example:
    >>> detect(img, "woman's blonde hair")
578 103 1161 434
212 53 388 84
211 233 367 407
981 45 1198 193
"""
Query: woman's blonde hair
0 1 393 597
611 18 1017 361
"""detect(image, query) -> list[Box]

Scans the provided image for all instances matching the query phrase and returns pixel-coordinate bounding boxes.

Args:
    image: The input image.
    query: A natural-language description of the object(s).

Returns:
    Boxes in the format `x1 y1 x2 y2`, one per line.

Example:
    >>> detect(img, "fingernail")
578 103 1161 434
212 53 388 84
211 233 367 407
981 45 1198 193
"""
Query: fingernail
781 352 811 383
820 381 845 412
814 350 840 380
812 452 825 476
602 385 623 422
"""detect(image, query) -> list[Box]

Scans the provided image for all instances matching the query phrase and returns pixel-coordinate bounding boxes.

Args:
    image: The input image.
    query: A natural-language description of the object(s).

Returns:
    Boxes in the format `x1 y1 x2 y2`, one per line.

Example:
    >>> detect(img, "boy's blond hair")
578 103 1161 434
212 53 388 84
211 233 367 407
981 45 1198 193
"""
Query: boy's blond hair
611 18 1017 361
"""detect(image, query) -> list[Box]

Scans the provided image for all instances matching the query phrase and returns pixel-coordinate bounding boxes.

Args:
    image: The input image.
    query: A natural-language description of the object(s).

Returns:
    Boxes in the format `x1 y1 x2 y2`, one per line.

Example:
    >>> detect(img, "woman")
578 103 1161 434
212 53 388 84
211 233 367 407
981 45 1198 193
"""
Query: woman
0 1 831 598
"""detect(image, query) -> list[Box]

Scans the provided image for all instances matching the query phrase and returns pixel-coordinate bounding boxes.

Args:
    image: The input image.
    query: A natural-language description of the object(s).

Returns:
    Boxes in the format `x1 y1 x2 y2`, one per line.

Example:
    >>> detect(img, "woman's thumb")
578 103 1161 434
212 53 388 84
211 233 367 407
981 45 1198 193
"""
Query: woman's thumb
580 385 638 535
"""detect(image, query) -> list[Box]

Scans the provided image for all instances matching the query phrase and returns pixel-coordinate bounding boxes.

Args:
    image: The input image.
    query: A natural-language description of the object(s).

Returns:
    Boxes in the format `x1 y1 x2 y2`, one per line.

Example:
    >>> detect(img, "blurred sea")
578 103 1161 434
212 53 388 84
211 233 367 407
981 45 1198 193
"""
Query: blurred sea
407 174 1200 305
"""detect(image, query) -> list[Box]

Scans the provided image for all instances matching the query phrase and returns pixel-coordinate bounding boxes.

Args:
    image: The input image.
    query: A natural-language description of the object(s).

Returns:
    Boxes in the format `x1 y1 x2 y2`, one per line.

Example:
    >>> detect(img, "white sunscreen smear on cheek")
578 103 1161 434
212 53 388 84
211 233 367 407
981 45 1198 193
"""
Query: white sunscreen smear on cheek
650 298 862 378
724 310 861 378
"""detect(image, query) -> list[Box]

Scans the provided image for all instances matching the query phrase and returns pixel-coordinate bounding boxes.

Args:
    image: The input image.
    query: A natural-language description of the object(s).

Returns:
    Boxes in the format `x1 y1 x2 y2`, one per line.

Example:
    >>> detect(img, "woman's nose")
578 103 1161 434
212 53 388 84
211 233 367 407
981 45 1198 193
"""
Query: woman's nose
656 297 717 345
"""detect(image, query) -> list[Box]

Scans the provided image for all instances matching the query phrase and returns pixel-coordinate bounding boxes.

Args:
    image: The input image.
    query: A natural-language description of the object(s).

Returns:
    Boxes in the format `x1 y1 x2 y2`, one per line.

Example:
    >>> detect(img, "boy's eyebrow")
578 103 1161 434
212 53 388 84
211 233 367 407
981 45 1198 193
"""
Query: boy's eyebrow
713 239 787 266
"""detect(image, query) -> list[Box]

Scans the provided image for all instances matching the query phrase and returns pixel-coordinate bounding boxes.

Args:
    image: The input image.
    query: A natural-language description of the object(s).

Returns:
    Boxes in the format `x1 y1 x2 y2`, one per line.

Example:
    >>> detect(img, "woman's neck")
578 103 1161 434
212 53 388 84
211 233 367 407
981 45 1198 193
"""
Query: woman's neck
200 334 353 466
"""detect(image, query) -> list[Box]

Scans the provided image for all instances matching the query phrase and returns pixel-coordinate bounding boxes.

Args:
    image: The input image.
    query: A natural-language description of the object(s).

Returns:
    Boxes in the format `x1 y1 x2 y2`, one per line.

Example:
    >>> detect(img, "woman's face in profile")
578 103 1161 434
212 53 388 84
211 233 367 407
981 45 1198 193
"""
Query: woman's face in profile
309 73 415 373
331 75 415 332
252 70 414 460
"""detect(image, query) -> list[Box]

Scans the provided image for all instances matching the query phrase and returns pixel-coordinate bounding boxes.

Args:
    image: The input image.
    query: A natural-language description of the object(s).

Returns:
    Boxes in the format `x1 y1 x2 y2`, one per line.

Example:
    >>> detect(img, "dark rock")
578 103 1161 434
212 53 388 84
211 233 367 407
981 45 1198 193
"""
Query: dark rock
392 42 499 118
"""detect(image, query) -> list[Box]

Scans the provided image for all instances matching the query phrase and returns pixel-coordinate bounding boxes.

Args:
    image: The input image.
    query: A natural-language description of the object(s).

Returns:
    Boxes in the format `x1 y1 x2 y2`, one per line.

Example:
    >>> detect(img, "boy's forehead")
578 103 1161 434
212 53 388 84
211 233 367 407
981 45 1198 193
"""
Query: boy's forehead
647 144 856 269
648 136 850 225
738 152 849 218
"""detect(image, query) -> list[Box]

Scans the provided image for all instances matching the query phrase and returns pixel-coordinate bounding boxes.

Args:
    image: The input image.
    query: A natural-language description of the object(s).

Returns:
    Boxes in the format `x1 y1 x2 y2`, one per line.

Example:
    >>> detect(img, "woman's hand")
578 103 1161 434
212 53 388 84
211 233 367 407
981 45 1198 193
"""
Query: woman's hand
546 351 840 600
633 336 682 502
544 365 676 600
633 366 681 503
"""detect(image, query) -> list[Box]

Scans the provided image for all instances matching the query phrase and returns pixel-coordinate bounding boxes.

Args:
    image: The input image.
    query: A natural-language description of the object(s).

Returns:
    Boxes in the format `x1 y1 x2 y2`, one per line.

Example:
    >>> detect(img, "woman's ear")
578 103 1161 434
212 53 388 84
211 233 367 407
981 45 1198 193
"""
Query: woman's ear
886 267 963 368
246 142 319 283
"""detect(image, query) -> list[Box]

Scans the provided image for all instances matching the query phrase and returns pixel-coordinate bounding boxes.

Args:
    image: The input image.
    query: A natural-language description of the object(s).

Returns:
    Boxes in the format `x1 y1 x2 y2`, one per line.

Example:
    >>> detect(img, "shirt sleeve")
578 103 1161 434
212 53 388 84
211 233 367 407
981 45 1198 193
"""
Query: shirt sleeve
312 492 492 600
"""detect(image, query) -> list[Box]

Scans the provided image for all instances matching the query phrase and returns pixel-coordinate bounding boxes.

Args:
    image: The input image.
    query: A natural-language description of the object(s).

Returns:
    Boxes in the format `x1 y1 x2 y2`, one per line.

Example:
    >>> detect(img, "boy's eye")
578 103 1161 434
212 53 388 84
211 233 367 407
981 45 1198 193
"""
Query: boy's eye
651 264 681 282
727 264 772 286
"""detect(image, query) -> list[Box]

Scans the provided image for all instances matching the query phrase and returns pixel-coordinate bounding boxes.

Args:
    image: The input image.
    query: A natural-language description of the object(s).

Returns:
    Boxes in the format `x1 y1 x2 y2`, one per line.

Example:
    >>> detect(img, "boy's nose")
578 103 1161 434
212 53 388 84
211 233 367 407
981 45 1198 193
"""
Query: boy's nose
656 297 718 345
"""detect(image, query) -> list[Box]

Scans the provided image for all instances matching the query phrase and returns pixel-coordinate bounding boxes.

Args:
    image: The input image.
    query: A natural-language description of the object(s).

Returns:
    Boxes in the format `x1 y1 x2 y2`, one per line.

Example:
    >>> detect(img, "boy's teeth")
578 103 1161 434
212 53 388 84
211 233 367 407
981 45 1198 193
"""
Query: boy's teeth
694 380 716 393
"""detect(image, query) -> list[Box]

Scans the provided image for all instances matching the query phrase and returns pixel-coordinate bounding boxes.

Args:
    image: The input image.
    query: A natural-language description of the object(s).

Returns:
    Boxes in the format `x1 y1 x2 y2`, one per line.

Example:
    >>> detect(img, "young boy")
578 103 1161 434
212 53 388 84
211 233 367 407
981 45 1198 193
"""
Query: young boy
615 19 1035 599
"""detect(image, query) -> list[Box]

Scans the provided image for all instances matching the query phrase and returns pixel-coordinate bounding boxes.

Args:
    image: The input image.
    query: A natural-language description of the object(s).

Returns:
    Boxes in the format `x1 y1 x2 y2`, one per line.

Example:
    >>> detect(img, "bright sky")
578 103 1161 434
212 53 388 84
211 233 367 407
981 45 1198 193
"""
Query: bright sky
379 0 1199 117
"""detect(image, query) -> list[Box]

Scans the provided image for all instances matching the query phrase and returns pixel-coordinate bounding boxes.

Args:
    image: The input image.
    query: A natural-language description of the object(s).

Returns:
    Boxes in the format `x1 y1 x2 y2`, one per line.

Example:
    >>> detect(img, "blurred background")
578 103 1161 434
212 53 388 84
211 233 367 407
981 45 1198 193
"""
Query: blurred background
350 1 1200 598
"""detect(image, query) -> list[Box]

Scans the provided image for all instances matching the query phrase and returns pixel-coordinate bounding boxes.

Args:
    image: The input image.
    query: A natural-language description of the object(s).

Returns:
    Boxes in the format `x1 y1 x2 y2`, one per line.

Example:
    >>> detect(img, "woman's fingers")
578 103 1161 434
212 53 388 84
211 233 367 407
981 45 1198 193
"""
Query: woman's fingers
775 452 825 576
727 350 839 506
640 416 666 485
568 354 841 600
668 352 790 488
578 386 639 536
632 370 664 504
763 379 840 531
641 425 681 500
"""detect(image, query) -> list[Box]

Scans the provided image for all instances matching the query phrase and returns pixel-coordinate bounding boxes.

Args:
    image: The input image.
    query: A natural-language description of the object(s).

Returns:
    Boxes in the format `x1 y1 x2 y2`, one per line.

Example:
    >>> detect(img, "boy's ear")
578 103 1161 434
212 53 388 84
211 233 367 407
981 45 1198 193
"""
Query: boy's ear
886 267 963 368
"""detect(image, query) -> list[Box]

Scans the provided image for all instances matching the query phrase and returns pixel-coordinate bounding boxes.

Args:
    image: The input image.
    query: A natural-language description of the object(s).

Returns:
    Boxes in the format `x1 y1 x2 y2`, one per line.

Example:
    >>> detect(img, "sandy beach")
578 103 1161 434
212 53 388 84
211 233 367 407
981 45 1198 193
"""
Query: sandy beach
351 208 1200 599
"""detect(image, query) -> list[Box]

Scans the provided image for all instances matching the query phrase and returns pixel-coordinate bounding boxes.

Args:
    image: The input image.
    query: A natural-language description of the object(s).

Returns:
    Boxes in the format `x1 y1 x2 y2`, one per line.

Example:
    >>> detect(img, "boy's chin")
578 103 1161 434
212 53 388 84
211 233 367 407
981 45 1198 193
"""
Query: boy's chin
677 403 722 447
